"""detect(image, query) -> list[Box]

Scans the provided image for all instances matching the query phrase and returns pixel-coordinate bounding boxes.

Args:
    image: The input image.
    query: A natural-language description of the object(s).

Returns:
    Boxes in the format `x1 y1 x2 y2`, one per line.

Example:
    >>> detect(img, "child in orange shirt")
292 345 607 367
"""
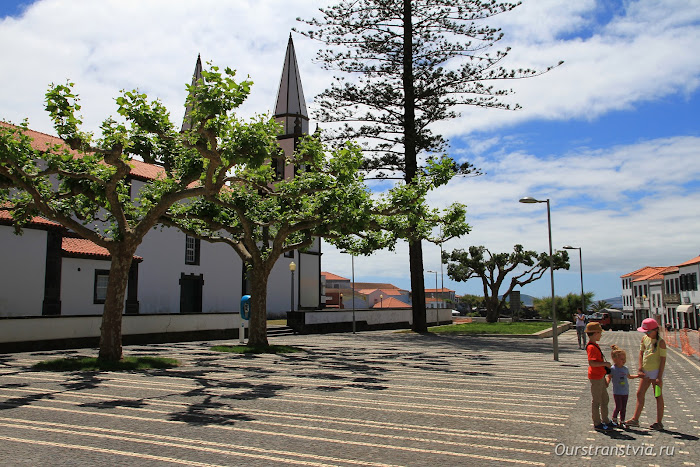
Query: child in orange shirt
585 322 613 431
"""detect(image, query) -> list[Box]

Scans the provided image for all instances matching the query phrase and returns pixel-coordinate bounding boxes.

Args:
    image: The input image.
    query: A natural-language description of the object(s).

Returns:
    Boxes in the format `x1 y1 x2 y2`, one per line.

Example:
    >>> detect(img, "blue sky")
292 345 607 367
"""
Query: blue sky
2 0 699 303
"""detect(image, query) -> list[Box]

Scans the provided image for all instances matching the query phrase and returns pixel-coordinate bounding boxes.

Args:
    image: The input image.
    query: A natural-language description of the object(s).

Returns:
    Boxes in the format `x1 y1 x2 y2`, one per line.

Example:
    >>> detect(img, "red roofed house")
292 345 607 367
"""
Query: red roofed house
622 258 699 331
0 38 323 330
424 287 456 309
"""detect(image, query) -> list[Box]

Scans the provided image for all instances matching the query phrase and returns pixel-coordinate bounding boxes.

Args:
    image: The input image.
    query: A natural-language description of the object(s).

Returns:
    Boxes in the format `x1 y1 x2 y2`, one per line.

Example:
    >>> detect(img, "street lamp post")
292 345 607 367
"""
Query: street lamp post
427 270 438 326
289 261 296 313
380 294 383 308
340 251 356 334
563 246 585 313
519 197 559 361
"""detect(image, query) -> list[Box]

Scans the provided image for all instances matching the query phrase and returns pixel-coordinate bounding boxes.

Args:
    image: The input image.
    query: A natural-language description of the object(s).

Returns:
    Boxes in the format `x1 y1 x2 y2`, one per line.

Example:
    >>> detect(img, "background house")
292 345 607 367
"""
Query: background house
622 257 699 330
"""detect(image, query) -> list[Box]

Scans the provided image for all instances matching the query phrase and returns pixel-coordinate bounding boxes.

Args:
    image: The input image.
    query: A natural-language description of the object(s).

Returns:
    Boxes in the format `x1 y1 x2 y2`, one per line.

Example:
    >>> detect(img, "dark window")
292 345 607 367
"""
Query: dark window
94 270 110 304
179 273 203 313
271 155 285 181
675 278 680 293
643 285 648 296
185 235 200 265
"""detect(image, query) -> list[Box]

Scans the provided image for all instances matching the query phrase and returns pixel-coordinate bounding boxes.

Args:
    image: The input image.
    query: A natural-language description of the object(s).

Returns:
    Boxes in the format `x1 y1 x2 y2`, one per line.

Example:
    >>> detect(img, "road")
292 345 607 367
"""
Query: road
0 328 697 466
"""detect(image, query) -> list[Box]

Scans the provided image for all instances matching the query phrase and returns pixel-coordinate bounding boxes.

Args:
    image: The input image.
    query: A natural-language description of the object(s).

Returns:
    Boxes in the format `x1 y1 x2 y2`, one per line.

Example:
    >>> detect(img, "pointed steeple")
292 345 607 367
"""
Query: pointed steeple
274 35 309 137
181 54 203 132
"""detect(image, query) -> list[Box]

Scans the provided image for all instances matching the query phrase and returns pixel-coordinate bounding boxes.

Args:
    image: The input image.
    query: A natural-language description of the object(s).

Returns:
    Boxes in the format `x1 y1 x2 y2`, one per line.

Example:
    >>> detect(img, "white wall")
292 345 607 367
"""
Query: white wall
0 312 242 343
299 252 319 308
268 255 295 315
136 224 241 314
0 226 46 316
61 257 112 315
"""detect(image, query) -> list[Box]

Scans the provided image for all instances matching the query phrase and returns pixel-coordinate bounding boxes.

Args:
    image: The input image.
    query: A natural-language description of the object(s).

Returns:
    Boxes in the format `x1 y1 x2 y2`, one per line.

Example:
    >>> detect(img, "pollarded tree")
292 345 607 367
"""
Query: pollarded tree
165 135 468 346
0 65 280 361
443 245 569 322
297 0 562 332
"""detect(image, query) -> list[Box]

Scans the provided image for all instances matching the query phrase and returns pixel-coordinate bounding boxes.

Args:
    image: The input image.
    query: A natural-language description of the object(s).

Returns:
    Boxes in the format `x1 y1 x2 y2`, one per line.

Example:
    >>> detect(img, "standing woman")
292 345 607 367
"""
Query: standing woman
575 308 587 349
626 318 667 429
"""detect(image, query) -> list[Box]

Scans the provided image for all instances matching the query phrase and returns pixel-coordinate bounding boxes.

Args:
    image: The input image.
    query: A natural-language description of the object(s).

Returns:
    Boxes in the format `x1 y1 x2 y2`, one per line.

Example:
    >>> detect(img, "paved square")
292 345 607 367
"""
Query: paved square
0 329 698 466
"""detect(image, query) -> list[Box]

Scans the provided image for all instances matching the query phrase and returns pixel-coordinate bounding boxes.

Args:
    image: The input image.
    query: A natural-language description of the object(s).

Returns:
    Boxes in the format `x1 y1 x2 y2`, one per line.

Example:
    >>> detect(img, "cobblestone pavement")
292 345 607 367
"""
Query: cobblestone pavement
0 329 697 466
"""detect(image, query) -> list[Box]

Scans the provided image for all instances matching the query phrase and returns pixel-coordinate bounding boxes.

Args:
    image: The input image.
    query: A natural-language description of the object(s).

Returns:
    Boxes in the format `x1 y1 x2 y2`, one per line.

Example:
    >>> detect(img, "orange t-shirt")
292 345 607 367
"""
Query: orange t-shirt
587 342 607 380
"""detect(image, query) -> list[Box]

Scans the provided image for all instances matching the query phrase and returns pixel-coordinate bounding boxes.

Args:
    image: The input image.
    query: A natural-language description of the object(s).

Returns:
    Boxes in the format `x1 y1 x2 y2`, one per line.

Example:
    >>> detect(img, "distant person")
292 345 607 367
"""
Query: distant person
585 322 613 431
607 345 639 427
625 318 667 430
575 308 587 349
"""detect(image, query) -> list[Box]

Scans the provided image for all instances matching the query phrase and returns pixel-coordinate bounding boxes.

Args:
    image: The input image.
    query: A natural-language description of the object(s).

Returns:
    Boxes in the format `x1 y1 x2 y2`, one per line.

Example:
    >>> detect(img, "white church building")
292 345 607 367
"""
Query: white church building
0 37 322 348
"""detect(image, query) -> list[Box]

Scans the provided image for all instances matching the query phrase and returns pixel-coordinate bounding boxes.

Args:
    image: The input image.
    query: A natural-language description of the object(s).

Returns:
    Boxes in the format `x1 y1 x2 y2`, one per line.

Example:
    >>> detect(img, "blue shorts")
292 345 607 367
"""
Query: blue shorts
643 369 659 380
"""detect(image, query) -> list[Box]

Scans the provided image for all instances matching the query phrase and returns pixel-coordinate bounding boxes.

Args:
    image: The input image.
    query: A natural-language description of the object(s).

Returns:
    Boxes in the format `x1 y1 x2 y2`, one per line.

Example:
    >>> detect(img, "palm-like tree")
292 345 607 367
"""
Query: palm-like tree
590 300 612 312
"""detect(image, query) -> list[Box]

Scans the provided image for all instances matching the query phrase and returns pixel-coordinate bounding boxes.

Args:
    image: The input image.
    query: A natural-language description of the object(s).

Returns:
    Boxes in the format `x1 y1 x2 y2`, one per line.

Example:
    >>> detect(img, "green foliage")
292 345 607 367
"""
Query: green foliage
164 134 468 346
444 245 570 322
211 345 303 354
296 0 561 176
0 61 278 362
534 292 595 321
590 300 612 312
456 294 484 308
32 356 179 371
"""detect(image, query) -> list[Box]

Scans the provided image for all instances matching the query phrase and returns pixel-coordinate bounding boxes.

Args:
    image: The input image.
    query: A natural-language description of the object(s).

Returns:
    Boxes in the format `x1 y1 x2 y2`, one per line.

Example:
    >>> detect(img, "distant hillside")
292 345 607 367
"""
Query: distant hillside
601 296 623 309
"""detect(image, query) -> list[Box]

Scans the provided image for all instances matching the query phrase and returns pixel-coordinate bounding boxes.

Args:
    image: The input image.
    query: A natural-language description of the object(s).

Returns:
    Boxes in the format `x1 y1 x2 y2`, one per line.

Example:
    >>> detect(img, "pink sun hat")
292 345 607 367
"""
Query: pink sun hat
637 317 659 333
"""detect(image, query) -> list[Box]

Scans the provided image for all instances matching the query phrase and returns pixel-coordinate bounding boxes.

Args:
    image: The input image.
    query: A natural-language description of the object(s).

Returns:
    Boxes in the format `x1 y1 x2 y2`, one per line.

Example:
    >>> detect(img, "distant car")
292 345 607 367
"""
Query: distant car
451 309 460 316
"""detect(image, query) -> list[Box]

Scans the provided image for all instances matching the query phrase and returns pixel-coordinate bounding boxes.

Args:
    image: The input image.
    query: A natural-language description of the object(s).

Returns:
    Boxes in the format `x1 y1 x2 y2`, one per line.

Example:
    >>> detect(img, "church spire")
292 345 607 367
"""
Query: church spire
181 54 203 132
274 35 309 137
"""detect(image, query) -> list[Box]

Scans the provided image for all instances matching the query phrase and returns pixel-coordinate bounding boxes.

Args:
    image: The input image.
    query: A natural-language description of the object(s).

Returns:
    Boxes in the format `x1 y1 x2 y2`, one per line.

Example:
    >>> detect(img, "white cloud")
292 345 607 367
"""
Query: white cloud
325 135 700 298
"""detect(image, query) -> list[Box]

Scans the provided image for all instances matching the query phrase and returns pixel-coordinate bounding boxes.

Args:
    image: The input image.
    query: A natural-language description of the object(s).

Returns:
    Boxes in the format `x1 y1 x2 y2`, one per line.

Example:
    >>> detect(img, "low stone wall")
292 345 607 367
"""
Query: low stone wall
0 313 242 353
532 321 572 338
287 308 452 334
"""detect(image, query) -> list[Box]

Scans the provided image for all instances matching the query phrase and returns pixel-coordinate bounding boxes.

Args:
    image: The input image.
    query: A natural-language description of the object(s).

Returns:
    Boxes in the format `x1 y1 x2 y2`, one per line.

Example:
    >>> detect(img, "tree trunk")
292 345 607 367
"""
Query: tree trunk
402 0 427 333
98 248 134 362
485 296 500 323
247 268 269 347
410 240 427 332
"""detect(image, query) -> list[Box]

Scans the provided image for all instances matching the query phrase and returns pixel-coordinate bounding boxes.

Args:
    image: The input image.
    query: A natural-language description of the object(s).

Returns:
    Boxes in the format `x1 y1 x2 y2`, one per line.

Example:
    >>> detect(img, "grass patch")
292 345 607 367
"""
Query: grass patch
428 321 552 335
211 344 302 354
267 319 287 326
32 356 180 372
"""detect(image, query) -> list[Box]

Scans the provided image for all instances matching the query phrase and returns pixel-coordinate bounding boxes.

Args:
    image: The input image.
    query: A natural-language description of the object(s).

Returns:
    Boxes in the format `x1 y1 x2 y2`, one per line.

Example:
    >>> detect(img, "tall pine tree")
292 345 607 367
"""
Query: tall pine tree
297 0 561 331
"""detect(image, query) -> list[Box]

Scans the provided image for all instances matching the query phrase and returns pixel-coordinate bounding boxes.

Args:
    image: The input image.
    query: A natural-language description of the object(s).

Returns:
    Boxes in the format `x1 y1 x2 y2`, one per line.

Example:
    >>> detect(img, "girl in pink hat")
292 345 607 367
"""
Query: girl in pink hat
625 318 667 429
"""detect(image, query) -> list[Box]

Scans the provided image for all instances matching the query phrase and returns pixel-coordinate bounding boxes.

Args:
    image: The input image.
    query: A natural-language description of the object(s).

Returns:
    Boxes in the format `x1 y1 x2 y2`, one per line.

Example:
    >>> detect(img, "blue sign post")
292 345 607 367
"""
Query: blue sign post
240 295 251 344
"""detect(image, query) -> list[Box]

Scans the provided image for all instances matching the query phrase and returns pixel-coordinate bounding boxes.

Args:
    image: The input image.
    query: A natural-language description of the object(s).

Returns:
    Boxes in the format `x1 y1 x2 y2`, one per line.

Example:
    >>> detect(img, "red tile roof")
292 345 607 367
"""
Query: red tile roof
62 237 143 261
353 282 402 290
425 287 454 293
622 266 665 279
1 122 166 182
631 267 670 282
372 297 411 309
677 255 700 267
357 288 403 296
321 271 350 281
0 207 63 228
